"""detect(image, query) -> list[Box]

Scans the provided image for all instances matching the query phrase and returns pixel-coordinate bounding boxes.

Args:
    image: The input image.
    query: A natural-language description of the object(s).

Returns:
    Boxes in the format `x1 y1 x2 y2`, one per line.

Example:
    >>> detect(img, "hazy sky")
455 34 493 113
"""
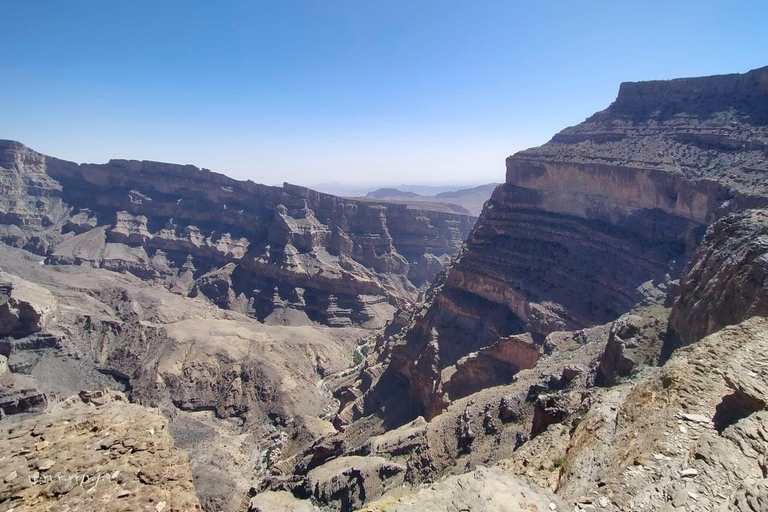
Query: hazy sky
2 1 767 186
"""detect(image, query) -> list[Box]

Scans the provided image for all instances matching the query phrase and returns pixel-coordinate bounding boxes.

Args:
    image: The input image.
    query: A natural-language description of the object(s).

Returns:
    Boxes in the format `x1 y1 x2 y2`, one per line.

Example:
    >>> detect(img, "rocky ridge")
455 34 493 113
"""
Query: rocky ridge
0 141 475 328
349 65 768 423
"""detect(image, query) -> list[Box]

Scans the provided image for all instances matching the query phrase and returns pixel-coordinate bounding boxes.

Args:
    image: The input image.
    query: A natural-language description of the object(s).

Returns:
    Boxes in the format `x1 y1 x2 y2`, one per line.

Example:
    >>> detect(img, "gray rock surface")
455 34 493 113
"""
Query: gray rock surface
362 466 568 512
0 389 202 511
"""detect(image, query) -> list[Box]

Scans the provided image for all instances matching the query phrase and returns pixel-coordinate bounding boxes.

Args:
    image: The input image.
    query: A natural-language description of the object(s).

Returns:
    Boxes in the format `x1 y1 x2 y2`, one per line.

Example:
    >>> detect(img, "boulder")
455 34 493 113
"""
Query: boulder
307 456 406 512
0 272 57 337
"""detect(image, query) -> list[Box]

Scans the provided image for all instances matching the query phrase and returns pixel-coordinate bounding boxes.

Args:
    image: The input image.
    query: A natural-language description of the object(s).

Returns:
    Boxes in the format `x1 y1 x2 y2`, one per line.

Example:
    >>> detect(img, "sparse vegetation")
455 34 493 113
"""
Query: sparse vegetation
352 344 371 366
265 447 275 470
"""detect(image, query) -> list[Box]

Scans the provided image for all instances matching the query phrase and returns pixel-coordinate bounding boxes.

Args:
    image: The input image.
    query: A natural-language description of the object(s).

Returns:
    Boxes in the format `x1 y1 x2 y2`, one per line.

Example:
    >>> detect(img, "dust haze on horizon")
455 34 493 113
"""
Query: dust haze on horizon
2 1 767 188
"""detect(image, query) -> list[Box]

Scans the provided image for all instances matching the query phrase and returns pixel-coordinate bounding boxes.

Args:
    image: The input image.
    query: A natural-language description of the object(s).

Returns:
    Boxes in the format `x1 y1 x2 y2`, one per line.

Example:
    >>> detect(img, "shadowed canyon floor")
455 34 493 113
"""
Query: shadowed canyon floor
2 65 768 512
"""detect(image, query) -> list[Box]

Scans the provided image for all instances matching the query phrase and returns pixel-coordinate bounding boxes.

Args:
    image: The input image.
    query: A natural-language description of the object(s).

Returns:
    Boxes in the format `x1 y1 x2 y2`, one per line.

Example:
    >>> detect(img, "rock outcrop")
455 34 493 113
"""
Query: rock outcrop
0 389 202 511
668 208 768 350
351 65 768 423
560 317 768 512
0 141 475 328
0 272 57 337
305 455 406 512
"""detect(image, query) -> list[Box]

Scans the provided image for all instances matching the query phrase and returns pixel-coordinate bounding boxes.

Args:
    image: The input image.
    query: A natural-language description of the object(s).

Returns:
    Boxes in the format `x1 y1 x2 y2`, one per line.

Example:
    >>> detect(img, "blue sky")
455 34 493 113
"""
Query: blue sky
2 1 766 186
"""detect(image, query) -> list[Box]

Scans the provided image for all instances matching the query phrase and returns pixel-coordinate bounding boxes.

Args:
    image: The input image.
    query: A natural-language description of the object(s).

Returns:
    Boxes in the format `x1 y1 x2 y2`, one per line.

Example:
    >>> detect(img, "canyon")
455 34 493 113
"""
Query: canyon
1 65 768 512
0 143 475 510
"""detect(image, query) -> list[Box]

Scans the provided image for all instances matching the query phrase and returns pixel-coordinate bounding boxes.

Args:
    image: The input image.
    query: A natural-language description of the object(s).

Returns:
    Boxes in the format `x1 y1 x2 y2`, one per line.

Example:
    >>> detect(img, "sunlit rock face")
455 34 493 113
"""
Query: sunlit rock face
0 141 476 327
353 65 768 422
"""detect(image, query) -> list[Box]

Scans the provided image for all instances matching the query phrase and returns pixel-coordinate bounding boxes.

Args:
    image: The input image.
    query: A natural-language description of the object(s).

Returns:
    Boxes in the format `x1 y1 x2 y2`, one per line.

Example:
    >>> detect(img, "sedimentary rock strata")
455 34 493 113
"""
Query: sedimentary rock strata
356 65 768 422
0 141 475 328
277 65 768 512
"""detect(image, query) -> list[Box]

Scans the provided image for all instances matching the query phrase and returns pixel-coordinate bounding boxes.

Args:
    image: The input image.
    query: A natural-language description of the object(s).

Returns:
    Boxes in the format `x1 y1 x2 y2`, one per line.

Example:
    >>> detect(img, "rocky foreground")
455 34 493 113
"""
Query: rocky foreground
2 66 768 512
0 389 201 511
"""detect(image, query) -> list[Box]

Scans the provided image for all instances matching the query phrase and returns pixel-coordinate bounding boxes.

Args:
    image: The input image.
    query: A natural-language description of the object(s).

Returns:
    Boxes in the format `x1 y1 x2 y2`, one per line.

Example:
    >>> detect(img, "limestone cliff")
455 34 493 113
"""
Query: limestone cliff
0 141 475 327
346 65 768 423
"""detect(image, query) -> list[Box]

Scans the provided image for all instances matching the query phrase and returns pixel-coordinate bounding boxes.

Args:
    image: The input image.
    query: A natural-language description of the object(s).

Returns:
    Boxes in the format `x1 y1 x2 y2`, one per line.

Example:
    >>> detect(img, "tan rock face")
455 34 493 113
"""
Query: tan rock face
440 333 541 405
0 390 201 511
0 272 57 337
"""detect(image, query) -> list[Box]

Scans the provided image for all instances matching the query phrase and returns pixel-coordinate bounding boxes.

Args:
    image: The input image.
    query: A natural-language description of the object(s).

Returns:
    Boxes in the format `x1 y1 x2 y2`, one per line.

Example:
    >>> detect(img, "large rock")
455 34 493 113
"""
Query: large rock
361 466 568 512
596 312 667 386
668 209 768 349
0 374 47 416
0 272 57 337
306 455 406 512
0 389 202 511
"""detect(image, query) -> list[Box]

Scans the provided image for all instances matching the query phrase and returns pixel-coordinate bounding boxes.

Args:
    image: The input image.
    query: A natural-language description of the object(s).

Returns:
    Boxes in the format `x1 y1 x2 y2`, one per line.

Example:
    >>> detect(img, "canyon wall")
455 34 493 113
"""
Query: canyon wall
0 141 475 327
348 65 768 422
268 66 768 512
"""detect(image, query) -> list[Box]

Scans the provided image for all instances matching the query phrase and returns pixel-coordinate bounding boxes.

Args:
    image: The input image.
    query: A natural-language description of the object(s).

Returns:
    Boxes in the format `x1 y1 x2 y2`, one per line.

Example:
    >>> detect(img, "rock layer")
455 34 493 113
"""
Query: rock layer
0 141 475 327
350 65 768 423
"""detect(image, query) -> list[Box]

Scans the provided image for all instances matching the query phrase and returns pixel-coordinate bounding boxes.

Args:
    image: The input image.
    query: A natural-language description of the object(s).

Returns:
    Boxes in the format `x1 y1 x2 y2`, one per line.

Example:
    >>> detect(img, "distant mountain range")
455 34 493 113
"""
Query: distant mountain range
360 183 500 216
310 181 494 198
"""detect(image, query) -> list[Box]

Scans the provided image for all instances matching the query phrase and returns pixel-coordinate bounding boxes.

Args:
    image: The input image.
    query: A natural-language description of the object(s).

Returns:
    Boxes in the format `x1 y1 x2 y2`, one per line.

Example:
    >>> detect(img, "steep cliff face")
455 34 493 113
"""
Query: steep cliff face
667 208 768 350
0 141 475 327
353 65 768 422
